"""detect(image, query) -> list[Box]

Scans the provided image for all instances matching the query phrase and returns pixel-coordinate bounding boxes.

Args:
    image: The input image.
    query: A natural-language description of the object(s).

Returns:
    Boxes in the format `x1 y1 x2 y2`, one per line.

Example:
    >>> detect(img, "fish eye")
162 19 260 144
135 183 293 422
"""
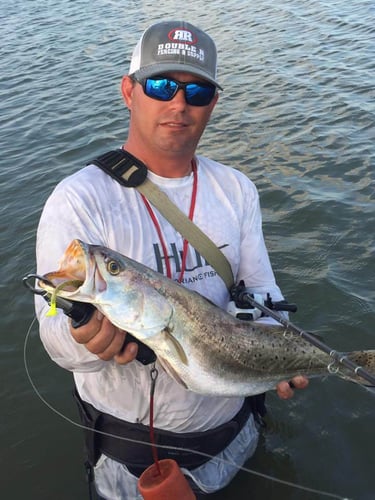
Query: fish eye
106 259 121 275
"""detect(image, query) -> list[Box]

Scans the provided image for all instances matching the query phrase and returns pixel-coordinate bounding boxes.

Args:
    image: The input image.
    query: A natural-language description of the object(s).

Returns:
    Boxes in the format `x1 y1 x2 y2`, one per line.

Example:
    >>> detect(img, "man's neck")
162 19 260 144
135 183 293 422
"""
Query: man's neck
122 142 194 178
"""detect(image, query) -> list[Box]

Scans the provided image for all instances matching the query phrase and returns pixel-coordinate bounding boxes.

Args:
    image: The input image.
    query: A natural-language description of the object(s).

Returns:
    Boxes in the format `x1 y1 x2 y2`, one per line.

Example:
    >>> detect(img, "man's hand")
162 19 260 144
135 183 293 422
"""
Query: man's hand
69 310 138 364
276 376 309 399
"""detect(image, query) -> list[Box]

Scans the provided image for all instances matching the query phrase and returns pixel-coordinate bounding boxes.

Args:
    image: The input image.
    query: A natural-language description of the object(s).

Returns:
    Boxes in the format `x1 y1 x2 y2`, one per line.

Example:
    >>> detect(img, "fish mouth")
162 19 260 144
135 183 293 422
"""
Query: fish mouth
39 239 103 300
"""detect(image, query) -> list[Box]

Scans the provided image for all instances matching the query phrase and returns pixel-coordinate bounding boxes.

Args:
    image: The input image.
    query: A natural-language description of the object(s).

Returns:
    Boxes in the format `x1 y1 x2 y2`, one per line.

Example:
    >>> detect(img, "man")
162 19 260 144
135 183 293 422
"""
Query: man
36 20 308 499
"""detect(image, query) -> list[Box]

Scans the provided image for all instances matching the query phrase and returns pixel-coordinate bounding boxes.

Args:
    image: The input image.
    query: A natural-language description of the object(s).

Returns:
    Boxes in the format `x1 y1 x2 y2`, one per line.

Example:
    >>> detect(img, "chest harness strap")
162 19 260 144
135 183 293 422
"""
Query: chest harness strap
90 149 235 290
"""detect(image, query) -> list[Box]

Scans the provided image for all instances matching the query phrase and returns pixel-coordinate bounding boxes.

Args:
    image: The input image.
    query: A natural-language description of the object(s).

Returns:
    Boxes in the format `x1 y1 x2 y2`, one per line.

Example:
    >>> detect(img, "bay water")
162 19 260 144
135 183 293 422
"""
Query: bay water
1 1 374 498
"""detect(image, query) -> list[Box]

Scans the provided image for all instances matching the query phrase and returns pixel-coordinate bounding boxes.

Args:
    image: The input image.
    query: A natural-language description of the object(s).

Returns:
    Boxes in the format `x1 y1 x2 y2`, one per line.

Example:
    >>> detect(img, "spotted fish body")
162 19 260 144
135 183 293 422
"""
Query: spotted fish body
41 240 375 396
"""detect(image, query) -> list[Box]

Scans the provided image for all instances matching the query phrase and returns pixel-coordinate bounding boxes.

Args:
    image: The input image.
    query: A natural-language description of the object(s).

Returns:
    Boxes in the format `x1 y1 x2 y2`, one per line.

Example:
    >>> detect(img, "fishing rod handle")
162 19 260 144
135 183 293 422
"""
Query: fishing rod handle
53 297 156 365
268 299 298 313
55 297 96 329
122 334 156 365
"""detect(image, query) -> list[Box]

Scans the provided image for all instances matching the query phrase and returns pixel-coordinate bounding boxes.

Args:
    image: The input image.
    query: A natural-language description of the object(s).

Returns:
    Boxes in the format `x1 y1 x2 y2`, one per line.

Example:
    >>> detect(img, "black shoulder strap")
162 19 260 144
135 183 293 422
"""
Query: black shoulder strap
89 149 148 188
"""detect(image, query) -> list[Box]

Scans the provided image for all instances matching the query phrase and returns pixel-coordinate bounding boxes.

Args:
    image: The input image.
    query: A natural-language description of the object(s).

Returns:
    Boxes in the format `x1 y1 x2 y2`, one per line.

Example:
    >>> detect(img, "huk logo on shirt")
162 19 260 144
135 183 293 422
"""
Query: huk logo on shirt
153 242 228 284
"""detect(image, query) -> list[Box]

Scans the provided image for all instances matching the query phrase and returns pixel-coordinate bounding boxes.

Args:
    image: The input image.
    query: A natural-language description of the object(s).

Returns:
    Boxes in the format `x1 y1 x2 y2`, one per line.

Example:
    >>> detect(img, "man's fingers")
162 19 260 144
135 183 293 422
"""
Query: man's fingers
277 376 309 399
290 375 309 389
95 329 127 361
114 341 138 365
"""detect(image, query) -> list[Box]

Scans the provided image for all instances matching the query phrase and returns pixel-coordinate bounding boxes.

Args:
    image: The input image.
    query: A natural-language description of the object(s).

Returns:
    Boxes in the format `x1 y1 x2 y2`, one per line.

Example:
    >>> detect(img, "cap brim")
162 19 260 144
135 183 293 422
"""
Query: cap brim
132 63 223 90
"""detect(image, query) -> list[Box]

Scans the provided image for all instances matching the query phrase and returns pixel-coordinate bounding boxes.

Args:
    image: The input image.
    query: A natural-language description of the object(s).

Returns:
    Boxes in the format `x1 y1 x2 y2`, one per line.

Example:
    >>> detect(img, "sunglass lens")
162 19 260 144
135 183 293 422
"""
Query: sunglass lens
185 84 216 106
144 78 177 101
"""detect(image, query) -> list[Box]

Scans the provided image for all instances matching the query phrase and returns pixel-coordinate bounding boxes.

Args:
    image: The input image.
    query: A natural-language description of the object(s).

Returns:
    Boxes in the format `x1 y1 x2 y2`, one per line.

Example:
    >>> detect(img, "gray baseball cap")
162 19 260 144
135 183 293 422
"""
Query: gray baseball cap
129 20 222 89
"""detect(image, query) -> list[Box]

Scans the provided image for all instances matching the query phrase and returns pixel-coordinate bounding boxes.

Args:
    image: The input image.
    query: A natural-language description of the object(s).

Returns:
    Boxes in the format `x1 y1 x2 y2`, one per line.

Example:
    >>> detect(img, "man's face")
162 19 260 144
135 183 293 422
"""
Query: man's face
122 71 218 159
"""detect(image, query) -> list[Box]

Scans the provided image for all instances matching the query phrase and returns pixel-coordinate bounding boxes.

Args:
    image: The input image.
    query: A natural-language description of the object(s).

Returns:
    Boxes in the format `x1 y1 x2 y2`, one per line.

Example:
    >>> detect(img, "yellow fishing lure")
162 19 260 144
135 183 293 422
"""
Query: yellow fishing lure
46 280 83 316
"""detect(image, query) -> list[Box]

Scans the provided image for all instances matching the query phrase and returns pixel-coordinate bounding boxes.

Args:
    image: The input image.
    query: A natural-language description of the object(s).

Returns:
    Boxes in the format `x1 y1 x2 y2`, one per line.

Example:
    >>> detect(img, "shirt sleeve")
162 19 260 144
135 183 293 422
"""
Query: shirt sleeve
35 171 107 372
236 178 284 303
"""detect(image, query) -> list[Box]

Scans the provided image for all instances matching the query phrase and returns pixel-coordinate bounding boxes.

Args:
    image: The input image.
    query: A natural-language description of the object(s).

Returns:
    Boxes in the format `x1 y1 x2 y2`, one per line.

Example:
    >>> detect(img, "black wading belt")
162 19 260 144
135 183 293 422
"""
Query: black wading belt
73 388 265 475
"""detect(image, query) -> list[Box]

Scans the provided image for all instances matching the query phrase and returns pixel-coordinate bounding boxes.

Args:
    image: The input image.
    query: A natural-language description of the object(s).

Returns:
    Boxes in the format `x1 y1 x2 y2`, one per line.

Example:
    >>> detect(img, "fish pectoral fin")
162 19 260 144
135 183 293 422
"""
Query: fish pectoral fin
158 356 188 389
162 328 188 365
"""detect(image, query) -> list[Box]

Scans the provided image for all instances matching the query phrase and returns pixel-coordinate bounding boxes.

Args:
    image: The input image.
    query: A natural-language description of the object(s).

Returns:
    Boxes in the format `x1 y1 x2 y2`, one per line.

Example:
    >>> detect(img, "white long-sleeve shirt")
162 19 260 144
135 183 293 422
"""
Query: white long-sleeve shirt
36 154 282 432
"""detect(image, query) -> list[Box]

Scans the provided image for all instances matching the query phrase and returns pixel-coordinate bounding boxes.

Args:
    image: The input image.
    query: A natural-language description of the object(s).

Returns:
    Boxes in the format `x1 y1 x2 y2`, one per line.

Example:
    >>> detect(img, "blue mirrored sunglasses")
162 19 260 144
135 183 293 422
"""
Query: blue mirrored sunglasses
136 76 217 106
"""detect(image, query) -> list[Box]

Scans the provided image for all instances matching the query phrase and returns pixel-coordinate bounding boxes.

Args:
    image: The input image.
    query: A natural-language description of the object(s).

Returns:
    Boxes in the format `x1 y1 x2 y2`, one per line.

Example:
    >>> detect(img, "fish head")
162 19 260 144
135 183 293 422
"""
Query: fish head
41 239 95 297
40 239 174 340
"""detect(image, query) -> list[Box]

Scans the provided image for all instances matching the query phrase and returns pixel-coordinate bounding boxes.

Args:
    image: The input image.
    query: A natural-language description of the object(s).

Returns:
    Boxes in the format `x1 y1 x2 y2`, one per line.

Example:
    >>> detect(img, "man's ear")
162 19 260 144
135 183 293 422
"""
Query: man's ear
121 76 134 109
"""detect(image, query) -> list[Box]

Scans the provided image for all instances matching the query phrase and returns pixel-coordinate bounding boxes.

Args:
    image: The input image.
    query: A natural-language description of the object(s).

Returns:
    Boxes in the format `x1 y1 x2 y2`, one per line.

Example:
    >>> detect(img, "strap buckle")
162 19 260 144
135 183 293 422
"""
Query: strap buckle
90 149 148 187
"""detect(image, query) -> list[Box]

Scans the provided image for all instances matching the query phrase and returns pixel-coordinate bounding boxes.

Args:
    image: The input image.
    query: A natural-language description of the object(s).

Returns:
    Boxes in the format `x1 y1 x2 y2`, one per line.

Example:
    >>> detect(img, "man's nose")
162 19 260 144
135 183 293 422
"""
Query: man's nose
170 88 187 108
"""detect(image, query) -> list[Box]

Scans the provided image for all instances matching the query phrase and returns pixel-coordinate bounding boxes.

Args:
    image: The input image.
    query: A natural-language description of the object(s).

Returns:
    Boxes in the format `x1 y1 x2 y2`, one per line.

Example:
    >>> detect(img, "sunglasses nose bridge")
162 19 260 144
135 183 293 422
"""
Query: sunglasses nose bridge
170 85 189 106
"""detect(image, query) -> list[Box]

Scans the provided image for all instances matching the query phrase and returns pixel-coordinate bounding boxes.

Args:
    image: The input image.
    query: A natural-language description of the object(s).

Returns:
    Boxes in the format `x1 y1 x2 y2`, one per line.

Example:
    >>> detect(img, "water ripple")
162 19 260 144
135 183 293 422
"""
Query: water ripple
1 1 374 499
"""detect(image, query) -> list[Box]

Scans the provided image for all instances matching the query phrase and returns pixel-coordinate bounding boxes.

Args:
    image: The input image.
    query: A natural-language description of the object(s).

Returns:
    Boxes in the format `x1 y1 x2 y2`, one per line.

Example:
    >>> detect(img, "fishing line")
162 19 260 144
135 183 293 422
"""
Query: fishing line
23 317 350 500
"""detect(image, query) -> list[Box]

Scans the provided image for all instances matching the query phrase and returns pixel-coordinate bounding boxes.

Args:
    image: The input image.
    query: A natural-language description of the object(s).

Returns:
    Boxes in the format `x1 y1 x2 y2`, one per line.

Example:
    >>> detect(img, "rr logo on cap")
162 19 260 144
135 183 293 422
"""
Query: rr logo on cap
168 28 197 44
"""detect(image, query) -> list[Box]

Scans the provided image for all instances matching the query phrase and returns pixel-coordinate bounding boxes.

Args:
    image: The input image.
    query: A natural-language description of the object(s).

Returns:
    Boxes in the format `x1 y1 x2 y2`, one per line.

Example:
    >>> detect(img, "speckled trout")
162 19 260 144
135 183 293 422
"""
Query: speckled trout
40 239 375 396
